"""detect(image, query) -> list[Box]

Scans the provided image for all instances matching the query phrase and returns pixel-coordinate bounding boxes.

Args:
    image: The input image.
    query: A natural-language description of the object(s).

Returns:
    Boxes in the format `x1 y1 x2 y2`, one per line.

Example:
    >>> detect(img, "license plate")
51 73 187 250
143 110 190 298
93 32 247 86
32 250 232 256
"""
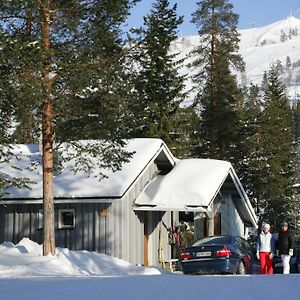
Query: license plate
196 251 211 257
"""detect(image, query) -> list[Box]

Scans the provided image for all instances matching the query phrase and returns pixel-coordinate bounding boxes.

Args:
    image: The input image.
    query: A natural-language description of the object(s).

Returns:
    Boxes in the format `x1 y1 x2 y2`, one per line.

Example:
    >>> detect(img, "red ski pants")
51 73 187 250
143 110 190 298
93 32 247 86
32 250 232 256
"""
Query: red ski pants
259 252 273 274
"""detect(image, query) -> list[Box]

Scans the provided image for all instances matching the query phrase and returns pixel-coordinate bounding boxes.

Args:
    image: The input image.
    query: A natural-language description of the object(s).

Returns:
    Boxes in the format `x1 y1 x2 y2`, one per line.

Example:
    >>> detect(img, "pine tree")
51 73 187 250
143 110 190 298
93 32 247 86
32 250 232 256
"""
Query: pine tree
131 0 187 153
259 66 298 229
190 0 245 164
0 31 35 191
0 82 14 191
294 101 300 141
0 0 138 255
238 84 264 211
170 106 200 158
293 100 300 235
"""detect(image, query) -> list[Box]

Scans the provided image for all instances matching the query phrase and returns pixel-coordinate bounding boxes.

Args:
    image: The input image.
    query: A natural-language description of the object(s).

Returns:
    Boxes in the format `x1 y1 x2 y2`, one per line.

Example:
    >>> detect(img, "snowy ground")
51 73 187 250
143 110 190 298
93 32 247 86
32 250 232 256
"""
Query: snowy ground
1 238 300 300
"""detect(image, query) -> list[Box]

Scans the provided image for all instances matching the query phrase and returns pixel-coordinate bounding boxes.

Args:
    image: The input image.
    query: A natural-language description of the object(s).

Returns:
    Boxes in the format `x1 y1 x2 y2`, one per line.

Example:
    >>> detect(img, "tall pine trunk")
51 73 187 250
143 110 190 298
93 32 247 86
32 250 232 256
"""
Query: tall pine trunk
41 0 55 256
209 6 217 157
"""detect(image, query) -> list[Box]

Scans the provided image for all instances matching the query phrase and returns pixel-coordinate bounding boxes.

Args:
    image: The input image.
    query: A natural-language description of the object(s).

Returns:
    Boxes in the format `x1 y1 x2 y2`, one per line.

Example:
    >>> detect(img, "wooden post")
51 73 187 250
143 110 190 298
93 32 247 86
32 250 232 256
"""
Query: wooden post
207 216 215 237
143 212 149 266
206 194 222 237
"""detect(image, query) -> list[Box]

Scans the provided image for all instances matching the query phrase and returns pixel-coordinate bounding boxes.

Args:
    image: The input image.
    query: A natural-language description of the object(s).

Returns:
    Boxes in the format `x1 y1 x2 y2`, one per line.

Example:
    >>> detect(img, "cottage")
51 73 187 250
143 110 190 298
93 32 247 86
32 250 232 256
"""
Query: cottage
0 138 257 266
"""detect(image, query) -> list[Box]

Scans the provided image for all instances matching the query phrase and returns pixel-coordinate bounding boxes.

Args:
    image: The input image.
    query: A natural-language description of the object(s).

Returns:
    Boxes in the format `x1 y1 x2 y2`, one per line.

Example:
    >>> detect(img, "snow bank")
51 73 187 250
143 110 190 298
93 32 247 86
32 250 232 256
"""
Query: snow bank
0 238 161 278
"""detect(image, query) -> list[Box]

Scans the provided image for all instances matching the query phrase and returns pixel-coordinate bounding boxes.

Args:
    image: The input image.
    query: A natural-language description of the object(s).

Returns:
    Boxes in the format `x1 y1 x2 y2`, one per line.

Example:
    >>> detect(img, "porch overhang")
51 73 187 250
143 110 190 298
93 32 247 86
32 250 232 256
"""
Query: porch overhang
133 204 208 212
133 159 258 228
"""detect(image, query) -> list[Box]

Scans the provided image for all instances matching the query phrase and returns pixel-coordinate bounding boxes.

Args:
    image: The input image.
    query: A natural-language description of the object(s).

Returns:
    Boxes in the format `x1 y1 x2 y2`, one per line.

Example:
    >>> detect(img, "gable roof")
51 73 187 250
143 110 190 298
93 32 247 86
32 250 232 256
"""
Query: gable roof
0 138 175 202
134 159 258 228
0 138 257 227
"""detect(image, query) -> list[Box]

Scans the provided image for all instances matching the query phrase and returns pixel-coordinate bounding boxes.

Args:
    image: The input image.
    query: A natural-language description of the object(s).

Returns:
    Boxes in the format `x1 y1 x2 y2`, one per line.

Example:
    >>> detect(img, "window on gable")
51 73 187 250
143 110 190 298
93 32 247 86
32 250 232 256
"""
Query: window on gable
58 209 75 229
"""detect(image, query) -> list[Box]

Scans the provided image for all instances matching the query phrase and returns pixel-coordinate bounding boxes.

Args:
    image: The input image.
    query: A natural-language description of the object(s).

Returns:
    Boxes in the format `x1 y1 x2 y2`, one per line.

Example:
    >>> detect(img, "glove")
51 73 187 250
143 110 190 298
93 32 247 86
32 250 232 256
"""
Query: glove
289 249 293 256
256 252 260 260
269 252 274 259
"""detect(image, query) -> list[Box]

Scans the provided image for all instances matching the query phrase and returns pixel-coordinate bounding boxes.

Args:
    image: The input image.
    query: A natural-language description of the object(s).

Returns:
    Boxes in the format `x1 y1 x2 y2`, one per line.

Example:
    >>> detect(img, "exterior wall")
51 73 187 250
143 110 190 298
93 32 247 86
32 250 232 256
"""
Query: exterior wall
219 194 245 238
147 211 172 266
194 193 245 239
0 160 163 266
0 201 173 266
0 202 112 252
0 203 44 245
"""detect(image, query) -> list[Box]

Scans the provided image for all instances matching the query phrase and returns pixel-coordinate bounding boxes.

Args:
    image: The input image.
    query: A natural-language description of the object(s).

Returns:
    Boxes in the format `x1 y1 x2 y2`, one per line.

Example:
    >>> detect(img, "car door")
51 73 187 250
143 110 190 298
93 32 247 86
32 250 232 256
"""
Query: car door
240 237 254 272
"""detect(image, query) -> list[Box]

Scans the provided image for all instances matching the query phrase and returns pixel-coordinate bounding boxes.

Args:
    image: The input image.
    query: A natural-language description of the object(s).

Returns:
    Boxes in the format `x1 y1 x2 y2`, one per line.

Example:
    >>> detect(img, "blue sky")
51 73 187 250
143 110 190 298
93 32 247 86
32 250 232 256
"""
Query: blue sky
126 0 300 35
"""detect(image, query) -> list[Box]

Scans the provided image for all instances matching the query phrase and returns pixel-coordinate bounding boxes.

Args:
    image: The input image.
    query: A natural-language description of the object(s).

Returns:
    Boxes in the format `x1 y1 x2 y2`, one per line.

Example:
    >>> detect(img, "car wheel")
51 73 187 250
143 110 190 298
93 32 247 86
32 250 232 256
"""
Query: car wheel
237 261 246 275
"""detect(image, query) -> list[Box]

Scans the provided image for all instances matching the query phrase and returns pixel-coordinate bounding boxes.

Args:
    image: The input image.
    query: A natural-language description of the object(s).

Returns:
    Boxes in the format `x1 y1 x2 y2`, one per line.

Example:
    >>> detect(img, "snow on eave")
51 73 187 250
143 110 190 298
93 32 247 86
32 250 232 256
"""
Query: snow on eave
228 168 258 228
0 138 175 202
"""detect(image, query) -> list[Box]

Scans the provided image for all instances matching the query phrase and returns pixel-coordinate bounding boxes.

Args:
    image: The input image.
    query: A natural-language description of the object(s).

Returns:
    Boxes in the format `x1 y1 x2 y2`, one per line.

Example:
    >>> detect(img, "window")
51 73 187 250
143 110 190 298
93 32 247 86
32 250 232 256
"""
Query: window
58 209 75 229
179 211 194 222
38 209 43 229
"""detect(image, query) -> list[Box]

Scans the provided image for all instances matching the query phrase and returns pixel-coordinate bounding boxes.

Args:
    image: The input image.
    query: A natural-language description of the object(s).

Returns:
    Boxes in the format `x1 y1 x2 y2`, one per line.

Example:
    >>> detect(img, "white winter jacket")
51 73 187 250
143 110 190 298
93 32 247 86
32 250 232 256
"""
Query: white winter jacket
257 232 275 253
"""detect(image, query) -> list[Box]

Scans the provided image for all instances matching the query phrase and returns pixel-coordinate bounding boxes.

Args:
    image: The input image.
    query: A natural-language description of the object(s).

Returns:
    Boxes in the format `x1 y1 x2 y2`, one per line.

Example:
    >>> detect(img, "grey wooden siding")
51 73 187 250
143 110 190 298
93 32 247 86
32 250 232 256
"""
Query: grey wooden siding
194 193 245 239
148 210 172 265
218 194 244 237
0 159 172 265
0 203 43 245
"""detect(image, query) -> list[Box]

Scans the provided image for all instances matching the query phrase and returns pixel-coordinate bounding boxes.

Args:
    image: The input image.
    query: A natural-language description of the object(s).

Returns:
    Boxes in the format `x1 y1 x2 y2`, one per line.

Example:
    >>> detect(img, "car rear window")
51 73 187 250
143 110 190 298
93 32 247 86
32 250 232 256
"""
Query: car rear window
193 236 231 246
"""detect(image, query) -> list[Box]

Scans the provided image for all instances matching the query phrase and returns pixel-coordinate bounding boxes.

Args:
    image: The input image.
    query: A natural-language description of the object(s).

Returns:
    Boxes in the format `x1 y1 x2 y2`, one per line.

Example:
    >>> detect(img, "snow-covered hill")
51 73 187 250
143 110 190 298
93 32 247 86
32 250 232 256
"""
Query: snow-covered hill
173 16 300 105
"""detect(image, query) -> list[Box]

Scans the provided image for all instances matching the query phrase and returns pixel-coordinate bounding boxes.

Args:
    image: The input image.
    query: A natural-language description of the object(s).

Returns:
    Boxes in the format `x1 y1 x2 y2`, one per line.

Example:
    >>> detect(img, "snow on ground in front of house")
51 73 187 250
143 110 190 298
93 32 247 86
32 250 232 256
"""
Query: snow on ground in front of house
1 238 300 300
0 238 161 277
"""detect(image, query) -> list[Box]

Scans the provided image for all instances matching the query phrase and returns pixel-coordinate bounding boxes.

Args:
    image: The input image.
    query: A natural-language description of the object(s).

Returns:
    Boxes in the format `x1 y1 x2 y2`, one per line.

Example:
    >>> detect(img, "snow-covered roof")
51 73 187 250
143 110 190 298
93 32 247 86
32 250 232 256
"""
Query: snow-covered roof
134 159 257 227
0 138 175 201
0 138 257 227
135 159 230 211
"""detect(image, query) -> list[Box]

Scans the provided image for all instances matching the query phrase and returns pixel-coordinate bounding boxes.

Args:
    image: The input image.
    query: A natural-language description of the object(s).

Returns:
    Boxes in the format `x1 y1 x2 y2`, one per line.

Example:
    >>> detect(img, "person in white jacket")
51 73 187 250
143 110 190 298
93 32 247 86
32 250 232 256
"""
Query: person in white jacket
256 223 275 274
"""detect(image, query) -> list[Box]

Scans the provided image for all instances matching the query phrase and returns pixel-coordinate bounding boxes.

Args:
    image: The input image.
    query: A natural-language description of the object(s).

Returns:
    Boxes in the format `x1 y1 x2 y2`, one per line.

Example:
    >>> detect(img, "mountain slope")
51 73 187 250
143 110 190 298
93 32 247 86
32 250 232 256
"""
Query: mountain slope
173 16 300 105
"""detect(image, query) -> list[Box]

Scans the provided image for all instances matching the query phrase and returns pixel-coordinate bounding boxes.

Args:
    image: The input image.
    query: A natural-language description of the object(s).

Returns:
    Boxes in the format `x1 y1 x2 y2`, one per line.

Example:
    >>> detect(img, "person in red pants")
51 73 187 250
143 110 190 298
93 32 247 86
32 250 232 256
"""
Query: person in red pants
256 223 275 274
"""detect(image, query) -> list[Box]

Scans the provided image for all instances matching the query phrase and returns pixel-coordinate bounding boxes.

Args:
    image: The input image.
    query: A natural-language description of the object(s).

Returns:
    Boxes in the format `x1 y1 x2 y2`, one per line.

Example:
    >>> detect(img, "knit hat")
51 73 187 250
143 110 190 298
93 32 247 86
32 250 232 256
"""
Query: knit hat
262 223 270 230
281 221 288 226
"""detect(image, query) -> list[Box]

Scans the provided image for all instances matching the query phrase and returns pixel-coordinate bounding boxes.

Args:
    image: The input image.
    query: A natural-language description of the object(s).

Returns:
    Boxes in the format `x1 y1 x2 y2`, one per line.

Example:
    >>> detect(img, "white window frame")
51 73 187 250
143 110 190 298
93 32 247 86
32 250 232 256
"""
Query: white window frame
38 209 43 229
58 209 75 229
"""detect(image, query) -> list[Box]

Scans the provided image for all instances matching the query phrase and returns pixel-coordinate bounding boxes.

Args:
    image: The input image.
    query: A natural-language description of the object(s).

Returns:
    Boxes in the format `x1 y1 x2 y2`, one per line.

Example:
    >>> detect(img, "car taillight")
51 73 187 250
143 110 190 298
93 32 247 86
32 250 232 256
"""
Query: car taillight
216 246 232 257
180 252 192 260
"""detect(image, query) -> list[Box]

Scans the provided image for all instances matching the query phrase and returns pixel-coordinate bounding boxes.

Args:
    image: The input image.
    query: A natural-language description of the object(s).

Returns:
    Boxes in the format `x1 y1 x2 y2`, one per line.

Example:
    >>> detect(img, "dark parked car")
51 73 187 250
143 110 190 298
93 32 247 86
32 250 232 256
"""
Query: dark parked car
179 235 256 275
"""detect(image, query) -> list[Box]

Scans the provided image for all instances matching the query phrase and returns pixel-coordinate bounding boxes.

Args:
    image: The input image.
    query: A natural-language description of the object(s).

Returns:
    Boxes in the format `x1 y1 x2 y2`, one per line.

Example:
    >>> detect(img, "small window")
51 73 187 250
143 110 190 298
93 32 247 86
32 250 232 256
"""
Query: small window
58 209 75 229
38 209 43 229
